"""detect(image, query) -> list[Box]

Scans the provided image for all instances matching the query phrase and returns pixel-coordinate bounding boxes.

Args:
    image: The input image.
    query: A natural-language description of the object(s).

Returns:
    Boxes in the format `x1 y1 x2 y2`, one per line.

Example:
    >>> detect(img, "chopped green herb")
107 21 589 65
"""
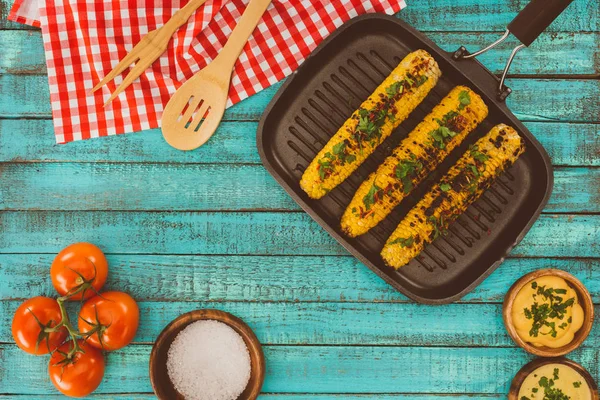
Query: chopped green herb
332 142 345 155
535 370 570 400
439 110 460 125
317 159 333 180
573 381 582 388
428 214 448 240
353 72 428 150
440 183 451 192
358 116 377 136
430 126 458 149
523 284 576 338
559 322 568 330
460 162 483 193
389 236 415 248
386 81 404 98
416 75 429 86
458 90 471 110
355 105 387 147
468 164 481 178
469 144 489 163
395 154 423 194
317 141 356 181
363 183 381 211
430 109 462 149
402 178 413 194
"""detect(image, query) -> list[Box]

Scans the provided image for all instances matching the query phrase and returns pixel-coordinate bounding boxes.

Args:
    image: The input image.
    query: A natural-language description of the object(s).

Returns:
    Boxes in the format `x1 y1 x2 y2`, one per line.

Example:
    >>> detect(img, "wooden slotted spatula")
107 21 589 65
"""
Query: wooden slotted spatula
161 0 272 151
92 0 209 106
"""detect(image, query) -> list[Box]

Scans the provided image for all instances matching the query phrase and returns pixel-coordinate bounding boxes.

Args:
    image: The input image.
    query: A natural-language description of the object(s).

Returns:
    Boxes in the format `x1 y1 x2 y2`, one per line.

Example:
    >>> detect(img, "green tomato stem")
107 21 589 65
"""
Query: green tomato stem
45 283 94 359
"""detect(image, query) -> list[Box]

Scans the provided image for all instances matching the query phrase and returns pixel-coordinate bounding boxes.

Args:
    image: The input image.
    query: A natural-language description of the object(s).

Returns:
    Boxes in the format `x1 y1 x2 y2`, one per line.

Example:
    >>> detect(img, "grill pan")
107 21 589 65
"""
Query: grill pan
257 0 570 304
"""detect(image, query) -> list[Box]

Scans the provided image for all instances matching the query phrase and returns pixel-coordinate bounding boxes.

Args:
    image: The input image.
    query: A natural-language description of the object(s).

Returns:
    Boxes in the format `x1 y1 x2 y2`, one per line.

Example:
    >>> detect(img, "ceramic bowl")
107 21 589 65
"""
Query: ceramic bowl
508 357 598 399
149 309 265 400
503 268 594 357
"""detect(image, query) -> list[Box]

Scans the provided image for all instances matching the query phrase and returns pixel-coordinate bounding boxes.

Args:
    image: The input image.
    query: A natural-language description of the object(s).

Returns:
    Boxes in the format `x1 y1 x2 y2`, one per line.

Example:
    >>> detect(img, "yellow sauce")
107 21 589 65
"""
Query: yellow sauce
518 363 591 400
512 276 584 348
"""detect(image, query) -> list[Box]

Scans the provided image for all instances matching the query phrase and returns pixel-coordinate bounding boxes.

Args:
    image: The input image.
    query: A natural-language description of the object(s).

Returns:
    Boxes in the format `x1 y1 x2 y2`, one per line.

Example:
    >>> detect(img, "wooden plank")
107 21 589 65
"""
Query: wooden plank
0 164 596 213
0 301 503 345
0 120 597 166
0 0 26 30
1 255 598 303
1 75 598 122
3 300 600 347
0 163 296 211
551 167 600 212
0 120 264 164
0 74 275 120
0 30 45 74
2 30 597 75
401 0 599 32
4 344 600 394
2 0 596 31
0 396 504 399
0 212 598 257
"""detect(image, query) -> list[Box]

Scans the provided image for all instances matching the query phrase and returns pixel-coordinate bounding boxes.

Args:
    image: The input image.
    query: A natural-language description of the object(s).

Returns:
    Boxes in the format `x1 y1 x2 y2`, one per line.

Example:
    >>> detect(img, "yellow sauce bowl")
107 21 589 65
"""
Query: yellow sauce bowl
503 269 594 357
508 358 599 400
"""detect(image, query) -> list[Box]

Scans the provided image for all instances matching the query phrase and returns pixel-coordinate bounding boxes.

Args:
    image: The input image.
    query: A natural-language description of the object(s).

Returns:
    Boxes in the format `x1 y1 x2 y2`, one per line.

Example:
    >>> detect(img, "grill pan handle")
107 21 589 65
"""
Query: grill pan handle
508 0 575 46
453 0 575 101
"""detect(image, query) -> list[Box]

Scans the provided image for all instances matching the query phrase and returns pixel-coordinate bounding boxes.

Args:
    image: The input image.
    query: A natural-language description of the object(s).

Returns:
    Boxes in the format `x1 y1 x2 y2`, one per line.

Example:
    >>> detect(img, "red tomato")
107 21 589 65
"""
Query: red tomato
51 243 108 300
12 297 67 355
48 340 105 398
78 291 139 351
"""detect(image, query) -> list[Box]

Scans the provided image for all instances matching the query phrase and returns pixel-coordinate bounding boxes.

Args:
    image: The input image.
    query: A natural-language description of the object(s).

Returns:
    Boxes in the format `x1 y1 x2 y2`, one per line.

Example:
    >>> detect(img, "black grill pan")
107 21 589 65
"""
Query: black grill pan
257 2 565 304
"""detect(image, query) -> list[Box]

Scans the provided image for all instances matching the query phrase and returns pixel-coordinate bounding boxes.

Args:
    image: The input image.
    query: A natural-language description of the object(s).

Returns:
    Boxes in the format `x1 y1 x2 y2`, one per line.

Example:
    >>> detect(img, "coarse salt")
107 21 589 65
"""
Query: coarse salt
167 320 252 400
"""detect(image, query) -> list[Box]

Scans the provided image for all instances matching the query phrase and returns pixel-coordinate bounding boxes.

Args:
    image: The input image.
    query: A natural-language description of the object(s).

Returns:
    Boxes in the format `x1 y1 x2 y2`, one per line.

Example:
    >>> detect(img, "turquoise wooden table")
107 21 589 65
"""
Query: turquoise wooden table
0 0 598 398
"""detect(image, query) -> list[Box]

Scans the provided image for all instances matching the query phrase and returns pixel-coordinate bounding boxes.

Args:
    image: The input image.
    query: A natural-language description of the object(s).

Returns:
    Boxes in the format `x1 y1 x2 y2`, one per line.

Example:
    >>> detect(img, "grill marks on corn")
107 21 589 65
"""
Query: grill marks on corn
300 50 442 200
341 86 488 238
381 124 526 269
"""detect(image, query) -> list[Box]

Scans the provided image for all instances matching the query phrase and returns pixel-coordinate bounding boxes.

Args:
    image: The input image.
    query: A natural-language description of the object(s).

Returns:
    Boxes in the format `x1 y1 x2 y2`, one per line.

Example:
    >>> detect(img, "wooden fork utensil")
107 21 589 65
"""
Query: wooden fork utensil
92 0 209 106
161 0 273 151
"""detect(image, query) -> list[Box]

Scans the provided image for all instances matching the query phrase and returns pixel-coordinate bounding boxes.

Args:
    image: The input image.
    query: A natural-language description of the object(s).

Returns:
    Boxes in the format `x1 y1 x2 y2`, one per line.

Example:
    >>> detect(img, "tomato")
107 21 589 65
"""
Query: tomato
78 291 139 351
12 297 67 355
49 340 105 398
51 243 108 300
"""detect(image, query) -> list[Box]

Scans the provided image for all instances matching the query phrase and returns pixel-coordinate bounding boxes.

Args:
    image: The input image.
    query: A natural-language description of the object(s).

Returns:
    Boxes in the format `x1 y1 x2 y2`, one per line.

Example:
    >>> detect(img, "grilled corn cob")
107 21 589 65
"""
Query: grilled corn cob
341 86 488 237
300 50 442 199
381 124 526 269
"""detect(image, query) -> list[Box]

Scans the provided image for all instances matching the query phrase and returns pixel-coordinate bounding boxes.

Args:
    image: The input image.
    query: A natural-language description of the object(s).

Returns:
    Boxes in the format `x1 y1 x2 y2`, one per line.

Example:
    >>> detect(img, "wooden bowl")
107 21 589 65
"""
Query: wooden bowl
503 268 594 357
150 309 265 400
508 357 599 399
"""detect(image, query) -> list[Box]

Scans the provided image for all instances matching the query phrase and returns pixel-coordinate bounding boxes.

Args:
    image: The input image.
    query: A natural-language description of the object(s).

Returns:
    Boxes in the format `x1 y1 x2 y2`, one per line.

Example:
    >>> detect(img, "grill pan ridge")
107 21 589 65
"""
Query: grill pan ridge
257 14 553 304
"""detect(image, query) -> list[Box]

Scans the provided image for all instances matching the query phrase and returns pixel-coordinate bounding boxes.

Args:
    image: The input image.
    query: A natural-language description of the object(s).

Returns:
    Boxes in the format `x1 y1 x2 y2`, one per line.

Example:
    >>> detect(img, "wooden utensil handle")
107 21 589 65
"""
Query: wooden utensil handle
163 0 209 37
215 0 273 69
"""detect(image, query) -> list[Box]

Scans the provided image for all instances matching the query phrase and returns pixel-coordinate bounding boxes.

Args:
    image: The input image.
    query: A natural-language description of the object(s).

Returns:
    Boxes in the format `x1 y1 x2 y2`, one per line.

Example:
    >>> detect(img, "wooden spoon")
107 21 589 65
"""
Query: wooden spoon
161 0 272 151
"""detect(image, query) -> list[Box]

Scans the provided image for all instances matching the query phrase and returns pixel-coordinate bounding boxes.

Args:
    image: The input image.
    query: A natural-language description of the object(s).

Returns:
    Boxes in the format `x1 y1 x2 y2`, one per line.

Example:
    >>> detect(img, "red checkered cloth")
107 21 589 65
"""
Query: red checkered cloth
9 0 407 143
